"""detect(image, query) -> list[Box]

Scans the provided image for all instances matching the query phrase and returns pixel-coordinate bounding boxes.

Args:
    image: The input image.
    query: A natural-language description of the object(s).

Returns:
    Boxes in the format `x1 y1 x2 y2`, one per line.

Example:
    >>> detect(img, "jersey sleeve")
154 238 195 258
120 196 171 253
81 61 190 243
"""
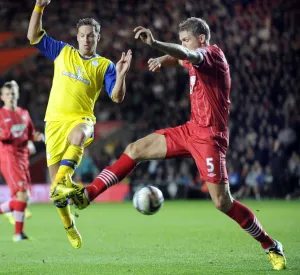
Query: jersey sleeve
195 48 214 69
103 62 117 97
31 30 67 61
194 46 228 72
182 48 211 69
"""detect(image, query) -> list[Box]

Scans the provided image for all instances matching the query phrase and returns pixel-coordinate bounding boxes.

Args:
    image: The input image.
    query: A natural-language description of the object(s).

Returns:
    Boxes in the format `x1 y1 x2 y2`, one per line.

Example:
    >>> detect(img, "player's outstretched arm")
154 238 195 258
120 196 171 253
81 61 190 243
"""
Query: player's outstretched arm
111 50 132 103
148 55 182 72
27 0 51 43
134 26 202 65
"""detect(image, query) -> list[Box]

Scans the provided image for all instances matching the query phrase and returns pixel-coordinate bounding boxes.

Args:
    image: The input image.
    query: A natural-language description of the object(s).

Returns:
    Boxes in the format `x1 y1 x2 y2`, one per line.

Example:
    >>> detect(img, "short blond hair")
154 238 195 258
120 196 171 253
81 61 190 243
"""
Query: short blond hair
179 17 211 42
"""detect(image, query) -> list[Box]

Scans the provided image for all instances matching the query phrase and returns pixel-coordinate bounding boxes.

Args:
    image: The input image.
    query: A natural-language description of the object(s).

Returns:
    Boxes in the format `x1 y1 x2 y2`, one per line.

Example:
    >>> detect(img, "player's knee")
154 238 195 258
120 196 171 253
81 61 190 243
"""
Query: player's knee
213 195 232 213
16 191 29 202
69 130 86 146
124 142 141 161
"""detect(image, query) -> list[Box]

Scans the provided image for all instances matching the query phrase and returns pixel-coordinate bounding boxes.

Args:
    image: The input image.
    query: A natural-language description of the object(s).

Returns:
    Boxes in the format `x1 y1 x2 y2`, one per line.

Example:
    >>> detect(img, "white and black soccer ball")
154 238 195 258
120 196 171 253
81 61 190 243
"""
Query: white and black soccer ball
133 186 164 215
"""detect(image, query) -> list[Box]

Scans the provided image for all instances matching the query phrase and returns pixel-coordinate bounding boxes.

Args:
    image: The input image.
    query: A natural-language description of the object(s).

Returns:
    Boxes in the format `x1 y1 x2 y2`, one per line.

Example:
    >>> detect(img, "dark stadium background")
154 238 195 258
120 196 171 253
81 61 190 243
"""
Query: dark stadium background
0 0 299 200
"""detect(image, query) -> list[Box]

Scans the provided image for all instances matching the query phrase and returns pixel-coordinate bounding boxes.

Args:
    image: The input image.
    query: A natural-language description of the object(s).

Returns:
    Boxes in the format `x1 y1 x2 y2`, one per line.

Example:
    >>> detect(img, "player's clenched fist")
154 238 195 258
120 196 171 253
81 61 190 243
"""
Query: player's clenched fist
134 26 155 46
148 58 161 72
36 0 51 7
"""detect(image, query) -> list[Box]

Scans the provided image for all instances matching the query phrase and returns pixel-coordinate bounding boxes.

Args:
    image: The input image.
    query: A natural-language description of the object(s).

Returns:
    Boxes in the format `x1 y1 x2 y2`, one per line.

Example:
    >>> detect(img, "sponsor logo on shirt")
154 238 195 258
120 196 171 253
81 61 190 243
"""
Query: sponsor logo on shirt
10 124 26 138
62 65 90 85
190 75 196 94
207 173 216 178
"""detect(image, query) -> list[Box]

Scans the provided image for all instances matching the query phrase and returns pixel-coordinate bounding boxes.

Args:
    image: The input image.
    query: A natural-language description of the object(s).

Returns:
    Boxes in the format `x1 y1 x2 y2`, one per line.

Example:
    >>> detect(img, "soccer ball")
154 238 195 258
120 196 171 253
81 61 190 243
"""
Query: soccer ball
133 186 164 215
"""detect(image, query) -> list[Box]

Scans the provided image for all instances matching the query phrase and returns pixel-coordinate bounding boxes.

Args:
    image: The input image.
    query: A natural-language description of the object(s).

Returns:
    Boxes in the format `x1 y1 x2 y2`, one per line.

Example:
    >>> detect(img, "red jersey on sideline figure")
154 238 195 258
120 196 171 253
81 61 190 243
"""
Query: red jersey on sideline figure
0 106 35 161
0 106 35 195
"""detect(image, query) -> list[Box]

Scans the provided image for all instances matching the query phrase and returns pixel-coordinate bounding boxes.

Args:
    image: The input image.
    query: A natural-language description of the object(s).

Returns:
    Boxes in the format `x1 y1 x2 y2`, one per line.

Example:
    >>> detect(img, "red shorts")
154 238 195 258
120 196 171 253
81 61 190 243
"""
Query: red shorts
156 122 229 184
0 154 31 196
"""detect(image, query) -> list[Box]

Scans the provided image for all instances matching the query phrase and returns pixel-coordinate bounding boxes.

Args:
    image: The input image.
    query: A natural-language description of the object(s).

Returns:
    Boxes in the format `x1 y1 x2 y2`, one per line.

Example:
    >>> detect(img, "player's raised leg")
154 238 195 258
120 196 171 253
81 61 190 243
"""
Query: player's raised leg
49 162 82 249
55 133 168 209
85 133 167 200
49 123 93 248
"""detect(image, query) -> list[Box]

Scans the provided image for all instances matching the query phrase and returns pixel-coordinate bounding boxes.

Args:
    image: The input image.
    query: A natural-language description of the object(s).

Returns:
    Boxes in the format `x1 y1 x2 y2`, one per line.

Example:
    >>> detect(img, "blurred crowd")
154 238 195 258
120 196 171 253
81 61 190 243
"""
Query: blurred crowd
1 0 299 199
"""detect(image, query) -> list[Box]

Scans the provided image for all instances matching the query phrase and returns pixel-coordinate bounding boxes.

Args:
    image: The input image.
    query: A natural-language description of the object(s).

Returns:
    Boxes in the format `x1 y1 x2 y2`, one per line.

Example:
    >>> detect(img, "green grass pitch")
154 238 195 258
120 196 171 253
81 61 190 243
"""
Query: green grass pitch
1 200 299 274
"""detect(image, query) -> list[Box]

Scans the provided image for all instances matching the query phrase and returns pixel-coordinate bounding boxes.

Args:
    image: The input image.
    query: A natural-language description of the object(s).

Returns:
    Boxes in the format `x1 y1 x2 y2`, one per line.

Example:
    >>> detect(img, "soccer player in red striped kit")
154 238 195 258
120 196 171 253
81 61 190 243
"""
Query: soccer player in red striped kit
0 80 44 241
52 17 286 270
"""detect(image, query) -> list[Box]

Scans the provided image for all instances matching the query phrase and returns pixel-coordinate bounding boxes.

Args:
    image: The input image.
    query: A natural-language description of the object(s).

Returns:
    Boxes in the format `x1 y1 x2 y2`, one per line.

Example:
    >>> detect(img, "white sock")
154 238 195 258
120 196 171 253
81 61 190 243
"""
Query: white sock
264 240 276 252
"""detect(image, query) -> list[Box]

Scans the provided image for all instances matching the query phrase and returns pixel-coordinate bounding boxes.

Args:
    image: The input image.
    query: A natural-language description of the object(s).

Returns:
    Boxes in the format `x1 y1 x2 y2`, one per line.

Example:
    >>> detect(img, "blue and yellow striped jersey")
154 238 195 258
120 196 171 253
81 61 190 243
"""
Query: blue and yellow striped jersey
31 30 116 123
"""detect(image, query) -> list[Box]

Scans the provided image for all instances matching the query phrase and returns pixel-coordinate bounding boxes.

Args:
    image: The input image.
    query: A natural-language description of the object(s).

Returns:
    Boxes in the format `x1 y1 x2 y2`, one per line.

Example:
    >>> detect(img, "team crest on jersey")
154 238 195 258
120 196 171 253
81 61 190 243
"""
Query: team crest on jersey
62 65 90 85
190 75 196 94
11 124 26 138
91 60 99 67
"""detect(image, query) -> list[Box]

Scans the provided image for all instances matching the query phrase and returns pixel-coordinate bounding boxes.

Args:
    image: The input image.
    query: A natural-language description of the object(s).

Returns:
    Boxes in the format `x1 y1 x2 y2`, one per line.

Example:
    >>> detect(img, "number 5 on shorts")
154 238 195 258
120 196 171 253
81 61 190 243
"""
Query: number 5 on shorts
206 158 214 172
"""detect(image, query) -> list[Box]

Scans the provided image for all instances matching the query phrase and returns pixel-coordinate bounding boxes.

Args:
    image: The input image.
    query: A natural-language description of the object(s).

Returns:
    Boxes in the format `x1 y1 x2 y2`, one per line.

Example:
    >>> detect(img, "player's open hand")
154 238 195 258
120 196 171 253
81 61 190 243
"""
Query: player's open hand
33 131 45 142
36 0 51 7
134 26 155 46
116 50 132 76
148 58 161 72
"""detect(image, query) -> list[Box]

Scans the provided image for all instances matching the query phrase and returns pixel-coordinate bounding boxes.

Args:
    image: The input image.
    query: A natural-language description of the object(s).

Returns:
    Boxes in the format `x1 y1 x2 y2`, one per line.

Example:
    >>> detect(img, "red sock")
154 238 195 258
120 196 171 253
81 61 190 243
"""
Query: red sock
86 154 137 201
12 201 27 234
226 200 274 249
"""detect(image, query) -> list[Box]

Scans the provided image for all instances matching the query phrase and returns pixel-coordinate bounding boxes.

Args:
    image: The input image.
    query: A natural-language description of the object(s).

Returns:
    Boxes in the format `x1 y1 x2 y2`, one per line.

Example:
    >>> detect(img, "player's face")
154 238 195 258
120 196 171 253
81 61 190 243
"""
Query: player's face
0 87 19 109
179 31 202 50
77 25 100 56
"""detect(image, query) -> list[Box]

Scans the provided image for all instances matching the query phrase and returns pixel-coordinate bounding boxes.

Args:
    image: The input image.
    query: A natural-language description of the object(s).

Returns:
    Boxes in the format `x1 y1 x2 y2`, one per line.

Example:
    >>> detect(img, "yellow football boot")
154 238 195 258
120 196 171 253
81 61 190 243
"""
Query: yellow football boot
266 240 286 270
50 175 89 210
65 215 82 249
50 175 76 203
70 182 90 210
